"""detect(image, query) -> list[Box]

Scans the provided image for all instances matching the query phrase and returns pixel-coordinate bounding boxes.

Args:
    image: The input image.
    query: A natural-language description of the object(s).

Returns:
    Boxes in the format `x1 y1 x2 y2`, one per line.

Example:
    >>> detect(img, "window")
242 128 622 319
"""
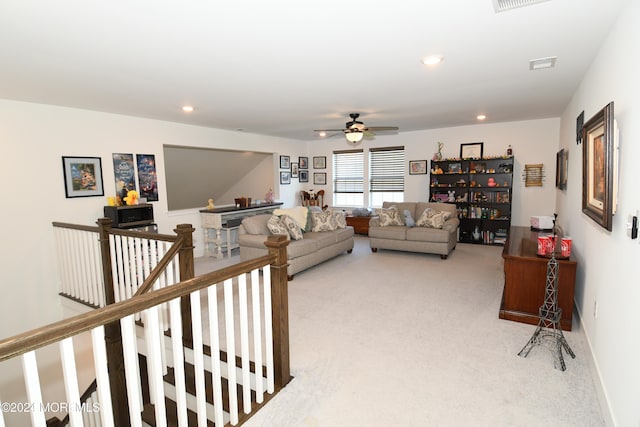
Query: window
333 149 364 207
369 146 404 207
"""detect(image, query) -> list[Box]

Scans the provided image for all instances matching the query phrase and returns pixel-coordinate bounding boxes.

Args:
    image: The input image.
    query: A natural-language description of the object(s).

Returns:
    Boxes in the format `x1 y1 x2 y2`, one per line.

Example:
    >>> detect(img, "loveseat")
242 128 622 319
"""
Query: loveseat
368 202 459 259
239 207 354 280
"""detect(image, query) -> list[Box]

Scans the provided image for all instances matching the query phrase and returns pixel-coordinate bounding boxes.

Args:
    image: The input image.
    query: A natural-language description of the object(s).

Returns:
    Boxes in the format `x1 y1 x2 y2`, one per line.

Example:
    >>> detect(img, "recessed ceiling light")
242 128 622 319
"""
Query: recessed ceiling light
182 105 194 113
422 55 444 66
318 131 327 137
477 114 487 121
529 56 557 70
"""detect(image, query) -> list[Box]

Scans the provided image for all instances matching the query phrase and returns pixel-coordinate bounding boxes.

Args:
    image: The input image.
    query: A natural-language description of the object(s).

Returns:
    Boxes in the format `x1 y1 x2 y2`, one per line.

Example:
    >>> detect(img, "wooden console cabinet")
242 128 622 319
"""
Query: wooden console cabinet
500 226 576 331
346 216 375 235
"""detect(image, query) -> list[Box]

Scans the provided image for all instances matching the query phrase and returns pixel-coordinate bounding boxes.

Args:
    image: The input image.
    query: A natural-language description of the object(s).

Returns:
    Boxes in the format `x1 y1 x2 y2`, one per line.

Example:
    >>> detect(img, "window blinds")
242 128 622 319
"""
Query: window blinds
333 149 364 193
369 146 405 192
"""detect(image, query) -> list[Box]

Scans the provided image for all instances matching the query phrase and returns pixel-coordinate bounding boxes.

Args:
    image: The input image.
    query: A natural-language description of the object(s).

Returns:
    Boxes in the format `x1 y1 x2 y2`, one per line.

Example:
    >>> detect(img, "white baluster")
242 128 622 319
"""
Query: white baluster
263 265 275 393
207 284 225 426
121 315 143 427
169 297 188 426
190 291 208 427
22 351 46 426
251 267 264 402
238 273 251 413
224 278 239 424
60 337 82 426
144 306 167 426
91 326 114 427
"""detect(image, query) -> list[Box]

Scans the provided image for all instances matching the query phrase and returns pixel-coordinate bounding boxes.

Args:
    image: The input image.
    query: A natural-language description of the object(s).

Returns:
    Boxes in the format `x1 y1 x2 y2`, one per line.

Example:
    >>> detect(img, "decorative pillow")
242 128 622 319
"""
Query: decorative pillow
281 214 304 240
267 215 290 237
416 208 452 229
375 206 404 227
403 209 415 227
334 211 347 229
273 206 308 229
310 210 334 232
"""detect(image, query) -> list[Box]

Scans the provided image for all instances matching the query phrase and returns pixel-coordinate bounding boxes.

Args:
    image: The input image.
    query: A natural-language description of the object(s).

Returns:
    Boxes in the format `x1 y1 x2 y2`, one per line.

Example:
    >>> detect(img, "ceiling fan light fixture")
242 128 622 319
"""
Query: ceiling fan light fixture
345 131 364 143
422 55 444 66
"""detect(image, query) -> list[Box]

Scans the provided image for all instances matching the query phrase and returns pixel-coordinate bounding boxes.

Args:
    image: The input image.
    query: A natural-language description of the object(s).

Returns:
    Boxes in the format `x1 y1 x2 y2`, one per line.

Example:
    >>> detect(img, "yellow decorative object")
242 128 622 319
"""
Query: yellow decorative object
124 190 139 205
207 198 215 209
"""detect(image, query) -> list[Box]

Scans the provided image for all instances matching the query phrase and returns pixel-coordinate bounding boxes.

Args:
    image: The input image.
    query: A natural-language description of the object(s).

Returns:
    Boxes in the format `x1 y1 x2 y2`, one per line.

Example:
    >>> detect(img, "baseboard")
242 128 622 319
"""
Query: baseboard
574 303 615 426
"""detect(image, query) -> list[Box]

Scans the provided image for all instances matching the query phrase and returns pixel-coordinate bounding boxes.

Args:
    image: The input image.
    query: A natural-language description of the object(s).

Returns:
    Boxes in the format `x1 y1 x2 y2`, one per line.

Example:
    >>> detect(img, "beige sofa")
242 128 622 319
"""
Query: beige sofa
239 213 354 280
369 202 459 259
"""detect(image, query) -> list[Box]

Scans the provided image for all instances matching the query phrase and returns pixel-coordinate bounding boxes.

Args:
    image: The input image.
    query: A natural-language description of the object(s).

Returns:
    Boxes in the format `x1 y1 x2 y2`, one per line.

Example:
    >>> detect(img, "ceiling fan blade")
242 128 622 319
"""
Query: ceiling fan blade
365 126 399 131
363 130 376 137
313 129 346 132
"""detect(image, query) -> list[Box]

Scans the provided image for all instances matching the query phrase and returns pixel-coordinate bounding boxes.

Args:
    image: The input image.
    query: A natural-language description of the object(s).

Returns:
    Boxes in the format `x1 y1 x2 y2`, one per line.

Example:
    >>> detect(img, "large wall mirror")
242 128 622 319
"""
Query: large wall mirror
163 145 275 210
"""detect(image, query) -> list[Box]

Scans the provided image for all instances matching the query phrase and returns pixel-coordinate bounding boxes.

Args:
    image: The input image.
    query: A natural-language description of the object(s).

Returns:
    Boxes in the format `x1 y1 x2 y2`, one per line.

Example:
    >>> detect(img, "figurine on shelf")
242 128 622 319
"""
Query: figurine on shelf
507 145 513 156
448 190 456 202
265 188 275 204
206 198 215 210
124 190 139 206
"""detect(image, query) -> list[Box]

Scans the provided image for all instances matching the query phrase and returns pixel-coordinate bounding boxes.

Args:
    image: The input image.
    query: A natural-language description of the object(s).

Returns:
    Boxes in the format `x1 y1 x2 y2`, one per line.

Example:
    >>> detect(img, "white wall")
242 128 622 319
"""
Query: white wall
306 118 560 227
557 1 640 425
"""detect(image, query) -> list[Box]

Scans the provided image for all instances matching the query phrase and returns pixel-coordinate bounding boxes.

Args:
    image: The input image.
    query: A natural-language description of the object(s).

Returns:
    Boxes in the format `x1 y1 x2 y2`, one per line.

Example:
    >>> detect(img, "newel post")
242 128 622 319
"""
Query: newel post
175 224 195 343
96 218 130 424
264 234 292 388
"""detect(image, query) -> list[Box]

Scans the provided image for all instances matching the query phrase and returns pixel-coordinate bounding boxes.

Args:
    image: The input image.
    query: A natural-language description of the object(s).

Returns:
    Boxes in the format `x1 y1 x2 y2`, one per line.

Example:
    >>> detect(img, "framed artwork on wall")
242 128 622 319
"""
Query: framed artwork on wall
313 172 327 185
299 170 309 182
460 142 484 159
280 171 291 184
409 160 427 175
582 102 615 231
280 155 290 169
136 154 158 201
62 156 104 198
555 149 568 190
313 156 326 169
291 162 299 177
113 153 136 200
299 157 308 169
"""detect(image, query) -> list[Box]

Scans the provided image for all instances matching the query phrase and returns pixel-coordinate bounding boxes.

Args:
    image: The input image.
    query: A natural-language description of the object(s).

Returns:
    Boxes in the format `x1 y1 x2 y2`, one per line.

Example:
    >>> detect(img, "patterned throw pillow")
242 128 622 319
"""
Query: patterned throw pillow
416 208 452 229
281 214 304 240
311 210 340 232
334 211 347 229
375 206 404 226
267 215 290 237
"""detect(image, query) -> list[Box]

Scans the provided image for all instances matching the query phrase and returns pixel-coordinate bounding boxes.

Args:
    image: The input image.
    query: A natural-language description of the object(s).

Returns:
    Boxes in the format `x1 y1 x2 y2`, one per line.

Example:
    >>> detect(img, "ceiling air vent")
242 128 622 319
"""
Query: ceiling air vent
493 0 551 13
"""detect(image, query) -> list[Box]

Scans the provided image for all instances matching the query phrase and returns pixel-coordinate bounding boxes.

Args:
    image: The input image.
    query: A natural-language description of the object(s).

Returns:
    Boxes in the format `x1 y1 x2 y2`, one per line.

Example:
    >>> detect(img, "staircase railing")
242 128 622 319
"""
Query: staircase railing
0 234 291 426
53 220 193 308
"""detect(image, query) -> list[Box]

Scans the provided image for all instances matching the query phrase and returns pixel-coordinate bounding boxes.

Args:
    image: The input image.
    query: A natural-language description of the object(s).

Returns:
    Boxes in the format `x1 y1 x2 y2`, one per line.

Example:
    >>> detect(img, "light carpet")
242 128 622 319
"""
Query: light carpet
195 236 604 427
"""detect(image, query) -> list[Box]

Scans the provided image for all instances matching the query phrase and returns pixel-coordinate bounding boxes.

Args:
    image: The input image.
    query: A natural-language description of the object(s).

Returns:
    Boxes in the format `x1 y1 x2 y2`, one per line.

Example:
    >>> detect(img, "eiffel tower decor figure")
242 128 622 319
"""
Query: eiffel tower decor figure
518 214 576 370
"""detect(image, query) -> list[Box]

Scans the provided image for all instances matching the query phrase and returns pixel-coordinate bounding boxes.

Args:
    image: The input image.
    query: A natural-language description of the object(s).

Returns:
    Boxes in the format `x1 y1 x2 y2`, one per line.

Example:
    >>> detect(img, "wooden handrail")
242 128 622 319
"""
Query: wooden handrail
0 253 276 362
132 236 185 296
52 222 99 233
52 220 178 243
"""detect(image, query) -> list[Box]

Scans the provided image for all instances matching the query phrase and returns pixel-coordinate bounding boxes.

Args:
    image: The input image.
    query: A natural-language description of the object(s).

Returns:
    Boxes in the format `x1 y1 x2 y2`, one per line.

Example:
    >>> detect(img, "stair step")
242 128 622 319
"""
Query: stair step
164 362 257 412
141 397 215 427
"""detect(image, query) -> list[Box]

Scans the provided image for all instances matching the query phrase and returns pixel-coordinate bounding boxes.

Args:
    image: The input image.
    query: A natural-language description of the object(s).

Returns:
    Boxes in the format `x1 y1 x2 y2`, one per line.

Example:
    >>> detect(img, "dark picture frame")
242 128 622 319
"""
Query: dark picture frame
313 156 326 169
62 156 104 198
299 170 309 182
409 160 427 175
280 171 291 184
299 157 308 169
280 155 290 169
291 162 299 178
313 172 327 185
556 149 568 190
113 153 136 199
136 154 158 201
460 142 484 159
582 102 614 231
576 110 584 144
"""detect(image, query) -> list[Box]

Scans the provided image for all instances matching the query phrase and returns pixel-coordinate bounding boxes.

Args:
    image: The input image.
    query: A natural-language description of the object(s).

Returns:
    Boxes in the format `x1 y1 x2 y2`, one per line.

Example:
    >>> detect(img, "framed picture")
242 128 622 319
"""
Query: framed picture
291 162 299 177
62 156 104 198
576 110 584 144
299 170 309 182
280 155 290 169
555 149 568 190
280 171 291 184
313 172 327 185
299 157 309 169
409 160 427 175
582 102 614 231
136 154 158 201
313 156 326 169
113 153 136 199
448 163 462 173
460 142 484 159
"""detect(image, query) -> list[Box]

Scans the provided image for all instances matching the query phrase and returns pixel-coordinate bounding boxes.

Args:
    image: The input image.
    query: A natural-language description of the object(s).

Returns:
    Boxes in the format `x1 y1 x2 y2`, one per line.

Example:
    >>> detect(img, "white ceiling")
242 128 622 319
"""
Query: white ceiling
0 0 629 141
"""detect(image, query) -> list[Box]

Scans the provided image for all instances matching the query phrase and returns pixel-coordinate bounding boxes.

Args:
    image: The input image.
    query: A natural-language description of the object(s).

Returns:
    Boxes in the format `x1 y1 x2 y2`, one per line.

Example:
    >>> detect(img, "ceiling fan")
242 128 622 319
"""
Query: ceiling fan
314 113 399 144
